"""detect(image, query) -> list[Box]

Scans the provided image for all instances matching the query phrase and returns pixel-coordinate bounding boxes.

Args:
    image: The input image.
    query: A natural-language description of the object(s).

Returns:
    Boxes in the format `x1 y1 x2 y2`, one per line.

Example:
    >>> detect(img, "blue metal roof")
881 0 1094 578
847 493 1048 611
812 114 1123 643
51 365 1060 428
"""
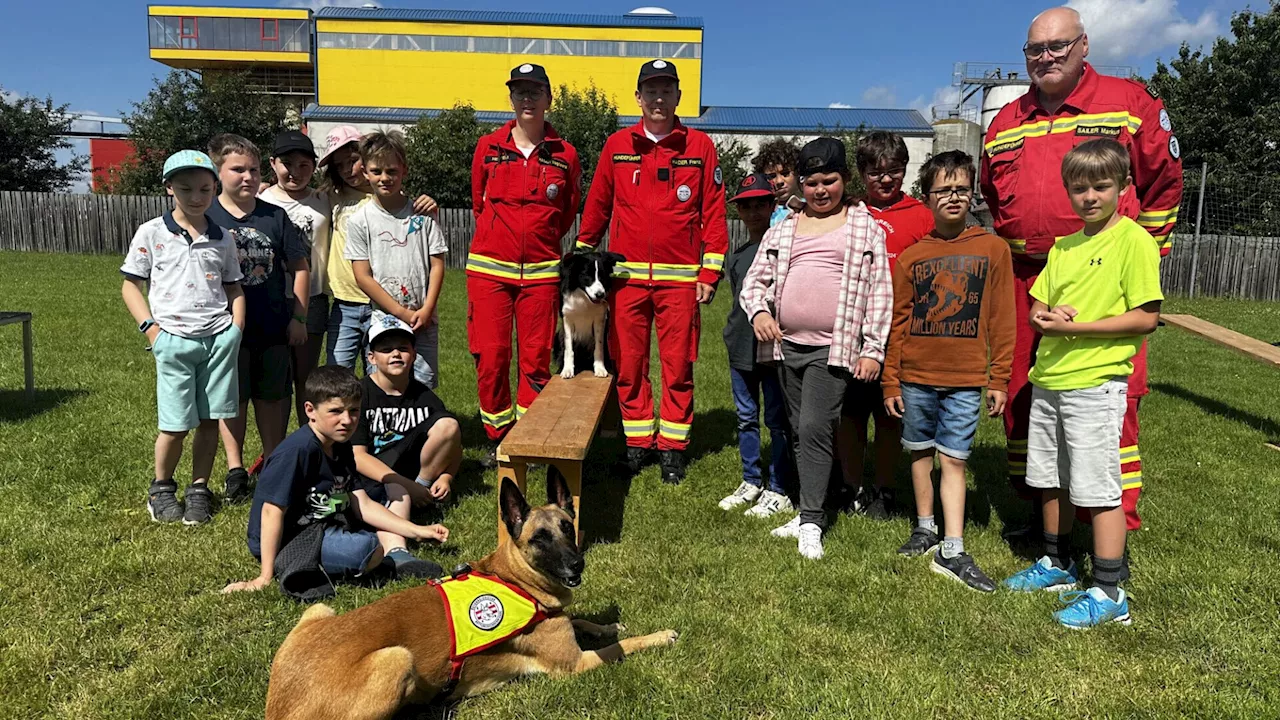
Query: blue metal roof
302 105 933 136
314 7 703 30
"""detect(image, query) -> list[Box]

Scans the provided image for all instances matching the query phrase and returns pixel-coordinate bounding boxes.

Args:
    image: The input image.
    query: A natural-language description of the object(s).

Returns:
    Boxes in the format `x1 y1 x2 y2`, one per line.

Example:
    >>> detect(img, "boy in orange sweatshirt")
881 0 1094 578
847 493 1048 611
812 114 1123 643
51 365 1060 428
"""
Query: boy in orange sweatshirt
882 150 1015 592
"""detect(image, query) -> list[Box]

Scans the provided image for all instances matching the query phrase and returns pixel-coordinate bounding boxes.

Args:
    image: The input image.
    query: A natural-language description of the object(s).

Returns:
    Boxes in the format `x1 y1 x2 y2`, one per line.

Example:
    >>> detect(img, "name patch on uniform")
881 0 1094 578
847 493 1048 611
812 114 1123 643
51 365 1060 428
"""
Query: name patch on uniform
1075 125 1123 137
986 138 1024 157
671 157 703 167
613 153 642 163
538 156 570 171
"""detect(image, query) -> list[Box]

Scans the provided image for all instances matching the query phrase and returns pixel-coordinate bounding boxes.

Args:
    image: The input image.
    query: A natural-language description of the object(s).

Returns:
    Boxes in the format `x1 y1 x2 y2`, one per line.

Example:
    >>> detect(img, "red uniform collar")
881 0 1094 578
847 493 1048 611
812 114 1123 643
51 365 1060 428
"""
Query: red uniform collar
1014 62 1100 120
491 119 565 152
628 117 687 145
867 193 924 214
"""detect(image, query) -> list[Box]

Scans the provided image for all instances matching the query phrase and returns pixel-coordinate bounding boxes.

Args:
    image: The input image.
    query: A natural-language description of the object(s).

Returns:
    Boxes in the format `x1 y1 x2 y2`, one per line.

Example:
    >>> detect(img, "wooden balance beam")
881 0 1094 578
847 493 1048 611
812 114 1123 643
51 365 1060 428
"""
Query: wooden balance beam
496 373 614 547
1160 314 1280 369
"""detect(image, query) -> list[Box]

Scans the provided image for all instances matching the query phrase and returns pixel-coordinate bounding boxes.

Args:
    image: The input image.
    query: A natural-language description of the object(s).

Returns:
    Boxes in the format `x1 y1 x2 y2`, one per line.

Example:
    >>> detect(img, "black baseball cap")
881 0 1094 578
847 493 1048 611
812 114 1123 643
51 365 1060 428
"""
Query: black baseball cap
272 129 316 159
730 172 774 202
637 59 679 86
507 63 550 87
796 137 848 177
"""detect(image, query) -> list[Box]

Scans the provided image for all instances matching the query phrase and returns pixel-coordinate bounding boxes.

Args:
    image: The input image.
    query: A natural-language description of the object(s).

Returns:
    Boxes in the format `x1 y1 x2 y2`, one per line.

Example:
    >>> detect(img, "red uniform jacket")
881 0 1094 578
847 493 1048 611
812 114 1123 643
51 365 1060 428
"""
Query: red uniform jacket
576 119 729 287
866 193 934 272
980 63 1183 262
469 121 581 285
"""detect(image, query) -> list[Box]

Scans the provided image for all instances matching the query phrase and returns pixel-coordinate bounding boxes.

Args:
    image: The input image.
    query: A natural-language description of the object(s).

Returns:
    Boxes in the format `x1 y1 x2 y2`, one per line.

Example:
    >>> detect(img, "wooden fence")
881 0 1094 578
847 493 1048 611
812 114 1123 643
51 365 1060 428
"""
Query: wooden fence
0 191 1274 300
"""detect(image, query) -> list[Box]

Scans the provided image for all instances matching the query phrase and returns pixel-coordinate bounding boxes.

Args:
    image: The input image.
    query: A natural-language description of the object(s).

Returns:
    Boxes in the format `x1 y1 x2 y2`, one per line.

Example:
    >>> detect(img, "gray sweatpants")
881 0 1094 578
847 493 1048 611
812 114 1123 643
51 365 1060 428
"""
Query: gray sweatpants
780 341 852 528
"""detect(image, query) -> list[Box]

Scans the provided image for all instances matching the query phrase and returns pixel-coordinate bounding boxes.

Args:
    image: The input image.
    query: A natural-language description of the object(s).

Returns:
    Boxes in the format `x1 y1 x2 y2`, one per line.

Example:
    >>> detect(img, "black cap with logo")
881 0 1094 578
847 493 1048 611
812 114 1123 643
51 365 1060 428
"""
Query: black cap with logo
507 63 551 87
730 172 775 202
272 129 316 159
637 59 679 86
796 137 848 177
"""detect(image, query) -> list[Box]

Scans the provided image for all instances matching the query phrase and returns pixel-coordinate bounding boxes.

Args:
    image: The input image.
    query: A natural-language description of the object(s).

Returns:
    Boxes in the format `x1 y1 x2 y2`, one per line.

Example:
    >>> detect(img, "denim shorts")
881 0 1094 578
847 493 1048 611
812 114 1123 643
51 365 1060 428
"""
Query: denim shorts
326 300 372 371
152 324 242 432
319 526 380 576
899 383 982 460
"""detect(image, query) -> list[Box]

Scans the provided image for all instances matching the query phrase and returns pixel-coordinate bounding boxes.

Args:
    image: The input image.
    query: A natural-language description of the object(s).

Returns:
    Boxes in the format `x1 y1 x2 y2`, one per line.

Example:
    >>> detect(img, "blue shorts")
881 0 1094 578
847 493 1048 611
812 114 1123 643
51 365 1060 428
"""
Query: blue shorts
152 325 242 432
320 526 380 576
899 383 982 460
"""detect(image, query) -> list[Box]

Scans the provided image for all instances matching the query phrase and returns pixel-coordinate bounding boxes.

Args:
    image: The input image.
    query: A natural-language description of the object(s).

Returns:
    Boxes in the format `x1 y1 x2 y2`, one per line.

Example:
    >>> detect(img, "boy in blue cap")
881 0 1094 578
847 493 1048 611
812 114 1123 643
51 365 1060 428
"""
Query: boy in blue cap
122 150 246 525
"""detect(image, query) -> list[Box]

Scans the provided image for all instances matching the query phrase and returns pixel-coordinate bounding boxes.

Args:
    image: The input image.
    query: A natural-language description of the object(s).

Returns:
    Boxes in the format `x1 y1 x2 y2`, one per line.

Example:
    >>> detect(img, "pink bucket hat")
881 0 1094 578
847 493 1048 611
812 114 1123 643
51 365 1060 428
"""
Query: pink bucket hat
318 125 363 168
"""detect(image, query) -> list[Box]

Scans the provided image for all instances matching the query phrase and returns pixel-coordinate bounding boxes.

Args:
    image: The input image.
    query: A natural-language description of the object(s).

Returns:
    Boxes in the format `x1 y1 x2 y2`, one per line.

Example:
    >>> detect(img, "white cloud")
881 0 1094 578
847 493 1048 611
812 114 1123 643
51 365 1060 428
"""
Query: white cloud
860 86 899 106
909 85 963 118
1066 0 1220 62
828 102 853 109
280 0 377 9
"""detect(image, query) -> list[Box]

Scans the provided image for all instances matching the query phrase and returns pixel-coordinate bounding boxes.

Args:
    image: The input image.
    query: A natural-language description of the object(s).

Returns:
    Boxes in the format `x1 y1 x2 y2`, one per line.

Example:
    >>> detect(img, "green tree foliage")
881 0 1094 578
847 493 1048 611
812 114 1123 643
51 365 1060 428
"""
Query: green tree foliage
546 83 619 208
403 104 494 208
112 70 289 195
714 137 753 219
1150 2 1280 234
0 88 87 192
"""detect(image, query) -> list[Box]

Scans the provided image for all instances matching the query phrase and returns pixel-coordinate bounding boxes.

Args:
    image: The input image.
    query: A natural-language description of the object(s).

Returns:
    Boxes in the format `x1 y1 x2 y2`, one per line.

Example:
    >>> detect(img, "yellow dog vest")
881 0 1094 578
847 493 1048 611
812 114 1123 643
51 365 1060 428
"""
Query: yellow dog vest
431 571 552 693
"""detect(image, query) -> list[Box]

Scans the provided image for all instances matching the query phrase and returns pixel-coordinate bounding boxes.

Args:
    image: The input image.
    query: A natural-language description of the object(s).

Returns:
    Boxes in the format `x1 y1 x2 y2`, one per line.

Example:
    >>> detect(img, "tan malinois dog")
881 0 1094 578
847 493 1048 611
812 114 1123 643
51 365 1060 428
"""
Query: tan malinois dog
265 471 679 719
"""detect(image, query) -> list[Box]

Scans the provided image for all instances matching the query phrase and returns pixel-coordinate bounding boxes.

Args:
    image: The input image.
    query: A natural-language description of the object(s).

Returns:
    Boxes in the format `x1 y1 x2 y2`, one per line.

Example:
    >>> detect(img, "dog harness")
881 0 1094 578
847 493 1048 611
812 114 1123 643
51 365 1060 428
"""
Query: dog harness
430 570 555 699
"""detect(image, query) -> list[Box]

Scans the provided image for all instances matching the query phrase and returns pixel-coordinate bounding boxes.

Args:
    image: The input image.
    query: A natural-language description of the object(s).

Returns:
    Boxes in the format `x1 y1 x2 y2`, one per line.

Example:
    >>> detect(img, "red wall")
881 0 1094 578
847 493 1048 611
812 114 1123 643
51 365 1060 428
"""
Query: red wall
90 138 136 191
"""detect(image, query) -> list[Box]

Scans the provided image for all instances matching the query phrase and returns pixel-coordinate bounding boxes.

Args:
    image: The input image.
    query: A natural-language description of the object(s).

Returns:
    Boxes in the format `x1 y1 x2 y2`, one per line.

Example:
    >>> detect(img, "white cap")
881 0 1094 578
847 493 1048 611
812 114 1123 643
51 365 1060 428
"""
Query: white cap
367 314 415 346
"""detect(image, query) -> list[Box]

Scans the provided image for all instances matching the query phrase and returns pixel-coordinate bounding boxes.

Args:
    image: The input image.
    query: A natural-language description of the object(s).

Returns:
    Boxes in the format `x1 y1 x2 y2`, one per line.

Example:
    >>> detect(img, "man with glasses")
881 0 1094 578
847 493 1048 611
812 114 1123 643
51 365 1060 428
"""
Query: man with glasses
980 6 1183 537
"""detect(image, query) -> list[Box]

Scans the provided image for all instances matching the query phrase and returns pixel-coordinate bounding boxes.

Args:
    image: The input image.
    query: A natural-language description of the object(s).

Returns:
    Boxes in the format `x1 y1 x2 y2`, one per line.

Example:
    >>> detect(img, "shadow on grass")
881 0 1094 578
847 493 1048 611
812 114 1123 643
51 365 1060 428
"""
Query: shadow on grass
0 387 87 423
1151 381 1280 439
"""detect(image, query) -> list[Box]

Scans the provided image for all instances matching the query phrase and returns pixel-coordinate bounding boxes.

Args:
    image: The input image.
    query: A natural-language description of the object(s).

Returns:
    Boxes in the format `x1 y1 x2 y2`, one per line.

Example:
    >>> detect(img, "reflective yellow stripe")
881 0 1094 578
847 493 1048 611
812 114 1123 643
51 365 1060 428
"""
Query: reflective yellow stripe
1004 238 1028 254
614 262 700 282
480 406 516 428
622 418 655 438
659 419 690 440
1008 461 1027 471
1121 470 1143 490
515 404 529 420
1155 234 1173 250
575 240 594 250
986 112 1142 153
467 253 561 281
700 252 724 272
1007 439 1027 449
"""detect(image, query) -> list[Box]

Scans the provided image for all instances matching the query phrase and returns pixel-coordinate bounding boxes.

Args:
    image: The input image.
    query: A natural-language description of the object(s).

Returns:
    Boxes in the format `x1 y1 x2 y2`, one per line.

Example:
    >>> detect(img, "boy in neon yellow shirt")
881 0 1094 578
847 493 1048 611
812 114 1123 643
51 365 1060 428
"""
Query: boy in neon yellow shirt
1002 139 1163 629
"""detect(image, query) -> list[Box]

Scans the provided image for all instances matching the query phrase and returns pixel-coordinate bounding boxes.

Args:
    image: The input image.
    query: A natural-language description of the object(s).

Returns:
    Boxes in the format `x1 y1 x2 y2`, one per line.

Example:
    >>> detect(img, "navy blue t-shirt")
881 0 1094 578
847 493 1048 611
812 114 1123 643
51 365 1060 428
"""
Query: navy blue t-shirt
207 198 307 348
246 425 374 558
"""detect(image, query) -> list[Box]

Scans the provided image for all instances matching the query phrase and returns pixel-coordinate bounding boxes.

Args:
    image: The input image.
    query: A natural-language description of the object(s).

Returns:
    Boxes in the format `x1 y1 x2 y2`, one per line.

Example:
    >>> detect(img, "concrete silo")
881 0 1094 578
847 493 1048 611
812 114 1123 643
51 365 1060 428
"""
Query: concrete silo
932 118 983 162
981 83 1030 133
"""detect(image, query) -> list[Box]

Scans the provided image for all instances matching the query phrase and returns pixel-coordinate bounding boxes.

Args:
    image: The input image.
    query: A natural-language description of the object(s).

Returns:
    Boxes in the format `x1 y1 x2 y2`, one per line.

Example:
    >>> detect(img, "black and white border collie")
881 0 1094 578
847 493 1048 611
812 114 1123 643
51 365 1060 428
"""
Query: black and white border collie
556 251 625 379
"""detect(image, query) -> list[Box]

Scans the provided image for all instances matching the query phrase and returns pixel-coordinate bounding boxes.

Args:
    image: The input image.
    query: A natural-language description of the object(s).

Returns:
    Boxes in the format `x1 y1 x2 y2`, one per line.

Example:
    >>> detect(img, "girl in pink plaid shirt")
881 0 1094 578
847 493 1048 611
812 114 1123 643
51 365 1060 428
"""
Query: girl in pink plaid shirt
739 137 893 560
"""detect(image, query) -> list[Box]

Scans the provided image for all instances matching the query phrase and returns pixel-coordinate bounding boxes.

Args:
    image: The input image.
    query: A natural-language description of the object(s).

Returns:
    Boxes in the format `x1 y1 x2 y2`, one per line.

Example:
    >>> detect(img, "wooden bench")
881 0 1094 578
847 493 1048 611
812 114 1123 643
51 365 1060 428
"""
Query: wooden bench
1161 314 1280 368
0 312 34 400
496 373 614 547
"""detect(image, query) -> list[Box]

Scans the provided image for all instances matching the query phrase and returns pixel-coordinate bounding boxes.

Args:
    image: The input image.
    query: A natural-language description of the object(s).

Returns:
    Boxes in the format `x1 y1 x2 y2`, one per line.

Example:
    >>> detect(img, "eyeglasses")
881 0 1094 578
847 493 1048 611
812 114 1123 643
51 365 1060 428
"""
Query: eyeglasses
1023 33 1084 60
926 187 973 200
869 167 906 181
510 87 547 101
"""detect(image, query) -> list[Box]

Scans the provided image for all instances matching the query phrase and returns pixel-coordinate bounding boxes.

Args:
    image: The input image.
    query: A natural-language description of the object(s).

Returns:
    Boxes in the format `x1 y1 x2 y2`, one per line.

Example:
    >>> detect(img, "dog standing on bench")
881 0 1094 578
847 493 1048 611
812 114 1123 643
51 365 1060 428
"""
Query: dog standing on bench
265 472 677 719
557 250 625 379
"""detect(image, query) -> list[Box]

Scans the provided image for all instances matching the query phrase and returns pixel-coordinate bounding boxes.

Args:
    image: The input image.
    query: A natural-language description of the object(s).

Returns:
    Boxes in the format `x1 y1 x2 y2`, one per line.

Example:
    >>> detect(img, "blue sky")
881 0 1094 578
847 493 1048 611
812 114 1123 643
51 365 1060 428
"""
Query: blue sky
0 0 1248 187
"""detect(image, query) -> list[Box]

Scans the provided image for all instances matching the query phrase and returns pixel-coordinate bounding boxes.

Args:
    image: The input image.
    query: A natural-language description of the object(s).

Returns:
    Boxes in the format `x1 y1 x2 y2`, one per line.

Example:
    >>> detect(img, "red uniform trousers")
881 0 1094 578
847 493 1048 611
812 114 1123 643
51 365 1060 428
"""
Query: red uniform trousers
608 284 700 451
1004 262 1146 530
466 275 559 442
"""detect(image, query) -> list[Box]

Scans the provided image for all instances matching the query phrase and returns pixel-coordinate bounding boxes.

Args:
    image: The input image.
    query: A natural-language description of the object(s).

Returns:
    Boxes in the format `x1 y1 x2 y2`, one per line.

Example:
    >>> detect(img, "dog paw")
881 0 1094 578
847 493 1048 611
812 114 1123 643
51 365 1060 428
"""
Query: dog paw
593 362 608 378
560 367 574 379
658 629 679 645
612 622 627 637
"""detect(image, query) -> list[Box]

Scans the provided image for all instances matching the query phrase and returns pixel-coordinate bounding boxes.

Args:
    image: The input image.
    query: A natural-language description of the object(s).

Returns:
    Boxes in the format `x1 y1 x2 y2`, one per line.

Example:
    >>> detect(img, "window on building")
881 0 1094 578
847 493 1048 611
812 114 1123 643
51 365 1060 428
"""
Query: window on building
313 32 699 60
179 17 198 49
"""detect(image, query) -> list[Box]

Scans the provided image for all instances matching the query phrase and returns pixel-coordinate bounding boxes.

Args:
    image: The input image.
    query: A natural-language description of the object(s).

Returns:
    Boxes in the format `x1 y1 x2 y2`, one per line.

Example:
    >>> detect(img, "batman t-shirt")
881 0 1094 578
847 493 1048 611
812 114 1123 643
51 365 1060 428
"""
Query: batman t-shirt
351 375 456 478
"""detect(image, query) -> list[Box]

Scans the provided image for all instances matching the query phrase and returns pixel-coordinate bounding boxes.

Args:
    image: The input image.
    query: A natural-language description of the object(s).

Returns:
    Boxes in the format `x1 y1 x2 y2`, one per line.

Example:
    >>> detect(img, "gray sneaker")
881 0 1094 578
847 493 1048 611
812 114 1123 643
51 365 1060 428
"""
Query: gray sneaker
897 528 940 557
147 480 183 523
931 551 997 593
183 483 214 526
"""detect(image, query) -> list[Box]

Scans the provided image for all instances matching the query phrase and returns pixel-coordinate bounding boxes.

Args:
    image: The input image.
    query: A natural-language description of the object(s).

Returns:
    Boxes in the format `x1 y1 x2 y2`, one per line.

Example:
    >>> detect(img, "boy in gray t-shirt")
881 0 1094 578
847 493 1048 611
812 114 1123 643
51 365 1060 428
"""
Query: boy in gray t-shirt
345 130 447 388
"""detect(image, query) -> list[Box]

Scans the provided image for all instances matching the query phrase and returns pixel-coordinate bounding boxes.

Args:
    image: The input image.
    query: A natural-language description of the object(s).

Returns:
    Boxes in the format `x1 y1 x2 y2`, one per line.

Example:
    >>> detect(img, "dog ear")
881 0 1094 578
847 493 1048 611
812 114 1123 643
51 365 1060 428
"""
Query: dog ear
545 466 576 519
499 478 531 540
604 251 626 265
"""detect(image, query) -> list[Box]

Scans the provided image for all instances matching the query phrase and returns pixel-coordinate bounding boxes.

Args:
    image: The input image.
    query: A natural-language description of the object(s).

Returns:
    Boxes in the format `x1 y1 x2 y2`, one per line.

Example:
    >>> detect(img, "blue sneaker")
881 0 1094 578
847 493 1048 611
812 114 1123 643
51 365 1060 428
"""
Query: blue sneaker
1003 556 1080 592
1054 587 1132 629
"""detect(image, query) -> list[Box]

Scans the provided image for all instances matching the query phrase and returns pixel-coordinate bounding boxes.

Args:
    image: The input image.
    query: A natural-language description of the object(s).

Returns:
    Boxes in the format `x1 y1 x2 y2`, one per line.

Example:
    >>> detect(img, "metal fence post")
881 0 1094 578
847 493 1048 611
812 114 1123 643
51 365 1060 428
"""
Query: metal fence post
1188 163 1208 298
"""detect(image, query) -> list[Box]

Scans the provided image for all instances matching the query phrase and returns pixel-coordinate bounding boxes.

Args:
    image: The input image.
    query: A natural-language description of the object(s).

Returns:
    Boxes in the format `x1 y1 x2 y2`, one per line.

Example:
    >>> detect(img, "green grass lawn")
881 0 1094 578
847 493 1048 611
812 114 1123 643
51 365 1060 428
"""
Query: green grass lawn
2 251 1280 719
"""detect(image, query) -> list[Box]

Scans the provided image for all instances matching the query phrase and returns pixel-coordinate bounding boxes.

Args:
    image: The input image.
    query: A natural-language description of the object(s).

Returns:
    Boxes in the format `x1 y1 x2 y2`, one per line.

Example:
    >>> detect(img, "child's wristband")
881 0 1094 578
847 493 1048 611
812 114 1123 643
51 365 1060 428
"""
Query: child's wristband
292 313 307 324
414 477 431 487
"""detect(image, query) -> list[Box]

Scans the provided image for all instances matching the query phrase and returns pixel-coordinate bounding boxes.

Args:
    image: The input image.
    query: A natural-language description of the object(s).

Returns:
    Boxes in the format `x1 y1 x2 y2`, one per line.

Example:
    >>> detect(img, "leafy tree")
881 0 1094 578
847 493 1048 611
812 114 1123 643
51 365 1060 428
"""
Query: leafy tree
1150 2 1280 234
713 137 753 219
0 88 87 192
546 83 618 208
112 70 289 195
403 104 495 208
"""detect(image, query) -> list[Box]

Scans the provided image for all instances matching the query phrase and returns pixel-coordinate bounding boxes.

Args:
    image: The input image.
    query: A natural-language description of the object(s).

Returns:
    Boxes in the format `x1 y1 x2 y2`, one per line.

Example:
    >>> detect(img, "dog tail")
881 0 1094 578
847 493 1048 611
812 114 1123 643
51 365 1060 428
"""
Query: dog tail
296 603 336 626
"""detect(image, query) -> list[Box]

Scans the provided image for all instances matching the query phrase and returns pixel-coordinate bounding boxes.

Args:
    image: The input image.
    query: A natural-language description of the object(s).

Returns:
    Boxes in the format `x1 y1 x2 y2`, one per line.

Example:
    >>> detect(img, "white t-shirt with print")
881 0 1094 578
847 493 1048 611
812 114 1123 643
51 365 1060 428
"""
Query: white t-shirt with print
259 186 331 297
343 198 447 319
120 214 244 338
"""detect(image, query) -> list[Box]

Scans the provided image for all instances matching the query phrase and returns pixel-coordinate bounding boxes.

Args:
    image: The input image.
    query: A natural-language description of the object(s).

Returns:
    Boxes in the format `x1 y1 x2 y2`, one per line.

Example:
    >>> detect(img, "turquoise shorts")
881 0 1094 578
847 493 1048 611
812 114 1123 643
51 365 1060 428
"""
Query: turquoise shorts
153 324 242 432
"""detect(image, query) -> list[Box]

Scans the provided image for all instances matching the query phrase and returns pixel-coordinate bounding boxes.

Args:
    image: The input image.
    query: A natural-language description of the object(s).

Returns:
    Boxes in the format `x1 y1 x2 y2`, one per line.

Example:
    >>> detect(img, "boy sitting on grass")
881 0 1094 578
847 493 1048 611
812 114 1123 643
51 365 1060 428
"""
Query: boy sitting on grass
122 150 245 525
881 150 1015 592
352 315 462 507
1002 138 1163 629
223 366 448 598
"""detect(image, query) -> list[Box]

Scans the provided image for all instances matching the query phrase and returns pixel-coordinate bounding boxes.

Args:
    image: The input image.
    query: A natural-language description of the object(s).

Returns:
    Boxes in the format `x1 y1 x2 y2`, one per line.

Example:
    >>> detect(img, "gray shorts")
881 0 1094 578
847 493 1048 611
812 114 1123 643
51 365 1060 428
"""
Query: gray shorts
1025 378 1128 508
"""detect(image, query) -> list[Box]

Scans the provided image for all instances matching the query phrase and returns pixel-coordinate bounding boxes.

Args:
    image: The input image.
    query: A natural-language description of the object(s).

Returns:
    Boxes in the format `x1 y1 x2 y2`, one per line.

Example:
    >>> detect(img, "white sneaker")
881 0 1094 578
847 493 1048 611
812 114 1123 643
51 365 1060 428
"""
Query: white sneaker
798 523 825 560
718 481 762 511
745 490 794 518
771 515 802 538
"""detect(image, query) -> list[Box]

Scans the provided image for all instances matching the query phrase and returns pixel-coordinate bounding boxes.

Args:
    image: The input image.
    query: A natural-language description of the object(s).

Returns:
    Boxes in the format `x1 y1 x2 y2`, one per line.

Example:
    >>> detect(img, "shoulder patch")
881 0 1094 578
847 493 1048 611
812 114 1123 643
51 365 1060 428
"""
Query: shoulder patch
1146 85 1160 100
612 153 642 163
1159 109 1172 132
714 167 723 185
1168 135 1180 159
